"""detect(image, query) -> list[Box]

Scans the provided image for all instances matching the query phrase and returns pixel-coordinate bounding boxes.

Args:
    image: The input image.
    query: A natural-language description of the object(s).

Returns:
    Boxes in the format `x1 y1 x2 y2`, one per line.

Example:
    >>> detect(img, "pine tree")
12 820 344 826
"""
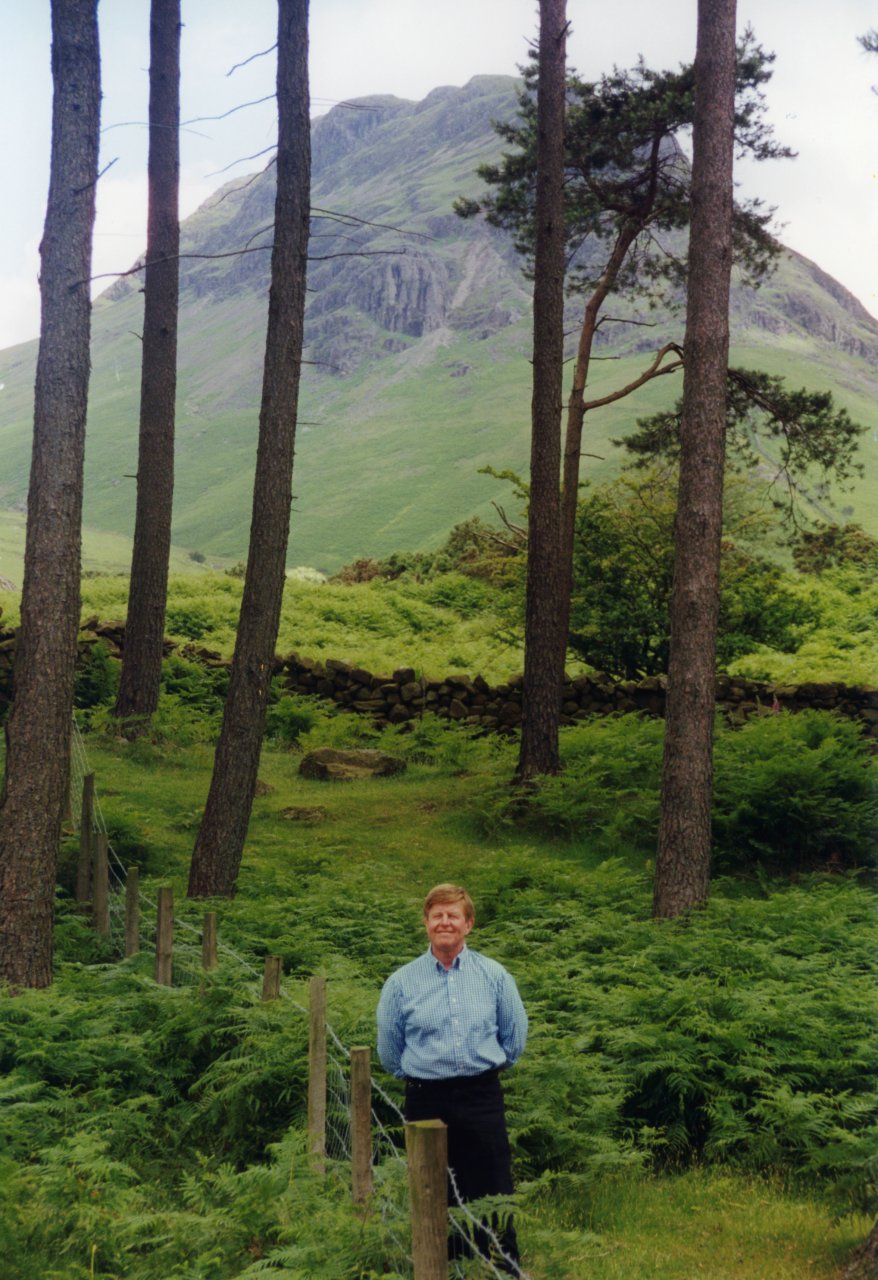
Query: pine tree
516 0 567 782
0 0 101 986
653 0 738 918
188 0 311 897
458 32 788 777
114 0 182 729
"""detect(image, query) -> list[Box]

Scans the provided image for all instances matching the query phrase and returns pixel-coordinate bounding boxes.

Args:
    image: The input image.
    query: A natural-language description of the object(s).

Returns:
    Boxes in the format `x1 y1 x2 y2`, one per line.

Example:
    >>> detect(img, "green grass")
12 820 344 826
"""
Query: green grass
527 1169 870 1279
1 570 527 682
0 510 214 592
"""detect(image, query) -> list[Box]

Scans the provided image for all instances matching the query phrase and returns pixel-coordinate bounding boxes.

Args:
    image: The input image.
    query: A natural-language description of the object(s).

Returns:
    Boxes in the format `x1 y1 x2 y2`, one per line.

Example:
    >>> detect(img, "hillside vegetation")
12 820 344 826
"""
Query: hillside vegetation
0 556 876 1275
1 77 877 578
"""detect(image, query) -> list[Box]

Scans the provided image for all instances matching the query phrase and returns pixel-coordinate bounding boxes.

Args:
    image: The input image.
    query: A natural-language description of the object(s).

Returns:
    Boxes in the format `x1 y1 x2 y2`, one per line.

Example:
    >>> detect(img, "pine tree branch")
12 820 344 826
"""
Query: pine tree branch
582 343 684 412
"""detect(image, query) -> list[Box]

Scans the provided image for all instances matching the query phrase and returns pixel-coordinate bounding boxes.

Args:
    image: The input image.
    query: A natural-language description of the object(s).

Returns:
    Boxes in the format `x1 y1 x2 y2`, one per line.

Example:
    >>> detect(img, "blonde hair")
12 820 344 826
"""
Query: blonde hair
423 883 475 922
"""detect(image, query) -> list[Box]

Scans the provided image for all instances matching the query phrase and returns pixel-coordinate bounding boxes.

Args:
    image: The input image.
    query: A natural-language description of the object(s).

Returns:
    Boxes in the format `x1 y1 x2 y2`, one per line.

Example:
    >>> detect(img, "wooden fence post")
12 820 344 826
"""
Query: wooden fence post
125 867 140 957
75 772 95 902
350 1045 372 1206
307 975 327 1174
155 886 173 985
92 832 109 936
262 955 282 1000
406 1120 448 1280
202 911 218 970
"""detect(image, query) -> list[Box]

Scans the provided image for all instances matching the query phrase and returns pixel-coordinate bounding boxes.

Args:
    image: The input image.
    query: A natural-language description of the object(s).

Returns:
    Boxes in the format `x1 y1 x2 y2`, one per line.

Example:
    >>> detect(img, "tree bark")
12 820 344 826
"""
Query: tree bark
515 0 567 783
188 0 310 897
114 0 181 726
0 0 101 987
653 0 737 918
845 1219 878 1280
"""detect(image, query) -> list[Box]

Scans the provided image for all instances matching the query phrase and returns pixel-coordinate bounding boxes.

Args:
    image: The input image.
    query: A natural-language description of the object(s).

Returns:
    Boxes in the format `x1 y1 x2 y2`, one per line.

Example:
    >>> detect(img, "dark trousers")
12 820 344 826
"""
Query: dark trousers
404 1069 520 1273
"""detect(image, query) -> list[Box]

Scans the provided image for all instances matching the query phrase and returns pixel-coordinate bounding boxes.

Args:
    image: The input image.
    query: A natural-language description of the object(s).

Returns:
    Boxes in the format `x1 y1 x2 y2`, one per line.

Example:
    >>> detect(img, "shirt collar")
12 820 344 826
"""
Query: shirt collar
427 943 467 971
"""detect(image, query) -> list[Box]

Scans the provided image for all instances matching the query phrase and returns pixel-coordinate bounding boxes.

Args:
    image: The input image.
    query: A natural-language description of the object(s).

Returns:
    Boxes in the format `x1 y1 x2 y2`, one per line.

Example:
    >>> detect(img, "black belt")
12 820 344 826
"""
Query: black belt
405 1067 501 1087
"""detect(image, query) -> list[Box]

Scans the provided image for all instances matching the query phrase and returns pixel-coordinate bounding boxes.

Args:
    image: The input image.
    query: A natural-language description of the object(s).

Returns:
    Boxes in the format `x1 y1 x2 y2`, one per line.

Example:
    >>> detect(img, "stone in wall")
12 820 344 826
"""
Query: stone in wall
1 622 876 743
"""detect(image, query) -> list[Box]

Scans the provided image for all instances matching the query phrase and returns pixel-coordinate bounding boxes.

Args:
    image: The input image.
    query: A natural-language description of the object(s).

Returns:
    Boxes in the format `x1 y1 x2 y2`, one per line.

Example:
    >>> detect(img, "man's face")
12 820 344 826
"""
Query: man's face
424 900 474 956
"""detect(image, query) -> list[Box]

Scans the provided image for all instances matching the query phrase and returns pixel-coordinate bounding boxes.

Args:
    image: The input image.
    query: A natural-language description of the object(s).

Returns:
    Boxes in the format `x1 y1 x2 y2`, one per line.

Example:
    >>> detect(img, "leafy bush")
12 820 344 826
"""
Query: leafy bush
165 602 213 639
480 710 877 878
161 652 228 712
74 640 119 711
568 470 815 678
792 522 878 575
730 571 878 685
422 570 497 618
265 692 320 747
712 711 878 872
476 715 664 849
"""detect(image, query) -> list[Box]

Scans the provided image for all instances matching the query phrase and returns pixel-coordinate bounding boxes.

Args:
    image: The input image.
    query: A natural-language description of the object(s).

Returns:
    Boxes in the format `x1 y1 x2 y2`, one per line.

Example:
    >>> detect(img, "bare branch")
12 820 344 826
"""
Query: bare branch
213 157 276 206
182 94 275 126
84 245 270 286
227 44 277 76
311 98 384 113
582 343 684 412
205 143 276 179
243 224 274 250
308 248 408 262
311 205 434 241
490 501 528 544
74 156 118 193
102 120 210 140
86 241 410 288
595 314 659 330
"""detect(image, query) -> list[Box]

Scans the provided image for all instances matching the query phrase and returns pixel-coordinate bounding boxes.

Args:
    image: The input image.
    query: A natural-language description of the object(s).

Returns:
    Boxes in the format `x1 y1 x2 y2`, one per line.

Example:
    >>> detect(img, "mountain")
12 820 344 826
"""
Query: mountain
1 75 877 578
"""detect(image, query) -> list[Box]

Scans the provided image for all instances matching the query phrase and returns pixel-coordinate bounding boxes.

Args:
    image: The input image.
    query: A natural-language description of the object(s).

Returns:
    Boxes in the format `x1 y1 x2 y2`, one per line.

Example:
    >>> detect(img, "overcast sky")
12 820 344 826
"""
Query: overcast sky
1 0 876 352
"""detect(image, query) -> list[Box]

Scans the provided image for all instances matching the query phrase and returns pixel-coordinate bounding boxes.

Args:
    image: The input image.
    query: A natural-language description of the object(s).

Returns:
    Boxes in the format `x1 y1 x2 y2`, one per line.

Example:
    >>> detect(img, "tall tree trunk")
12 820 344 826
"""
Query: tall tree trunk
114 0 181 726
845 1219 878 1280
515 0 567 783
188 0 310 897
0 0 101 987
653 0 737 918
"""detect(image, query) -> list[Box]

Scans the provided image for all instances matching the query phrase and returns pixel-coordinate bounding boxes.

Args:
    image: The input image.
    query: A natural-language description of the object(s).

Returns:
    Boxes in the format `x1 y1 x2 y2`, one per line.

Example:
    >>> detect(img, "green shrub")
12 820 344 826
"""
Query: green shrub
165 602 213 639
712 710 878 872
265 693 320 747
493 710 877 876
498 715 665 851
422 571 496 618
483 864 878 1207
74 641 119 711
160 652 228 713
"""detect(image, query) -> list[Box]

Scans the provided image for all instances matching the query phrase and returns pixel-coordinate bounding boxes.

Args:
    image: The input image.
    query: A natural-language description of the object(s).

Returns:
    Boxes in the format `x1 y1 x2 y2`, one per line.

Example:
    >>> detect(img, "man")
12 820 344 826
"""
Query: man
377 883 527 1273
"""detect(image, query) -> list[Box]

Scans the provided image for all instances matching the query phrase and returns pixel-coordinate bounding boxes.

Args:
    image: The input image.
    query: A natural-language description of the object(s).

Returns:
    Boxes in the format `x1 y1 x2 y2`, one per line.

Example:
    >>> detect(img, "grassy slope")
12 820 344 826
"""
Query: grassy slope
2 311 874 579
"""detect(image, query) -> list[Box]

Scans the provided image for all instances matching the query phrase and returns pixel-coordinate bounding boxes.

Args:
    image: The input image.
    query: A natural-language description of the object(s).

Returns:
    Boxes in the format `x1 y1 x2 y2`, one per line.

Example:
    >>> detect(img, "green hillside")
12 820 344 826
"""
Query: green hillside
1 75 876 578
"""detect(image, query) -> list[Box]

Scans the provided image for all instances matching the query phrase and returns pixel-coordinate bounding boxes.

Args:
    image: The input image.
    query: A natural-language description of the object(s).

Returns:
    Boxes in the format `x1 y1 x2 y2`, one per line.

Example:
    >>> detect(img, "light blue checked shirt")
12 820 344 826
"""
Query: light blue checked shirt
376 945 528 1080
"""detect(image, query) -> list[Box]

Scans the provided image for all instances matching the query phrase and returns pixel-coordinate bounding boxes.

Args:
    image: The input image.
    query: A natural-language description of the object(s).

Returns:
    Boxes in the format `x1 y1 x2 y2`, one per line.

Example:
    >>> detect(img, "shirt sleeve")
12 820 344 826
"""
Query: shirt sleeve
497 968 528 1066
376 975 406 1078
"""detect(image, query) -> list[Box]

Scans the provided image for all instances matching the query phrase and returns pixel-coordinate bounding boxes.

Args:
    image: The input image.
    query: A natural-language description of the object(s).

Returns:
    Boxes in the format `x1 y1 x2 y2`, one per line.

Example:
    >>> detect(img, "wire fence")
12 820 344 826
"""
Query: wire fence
67 716 529 1279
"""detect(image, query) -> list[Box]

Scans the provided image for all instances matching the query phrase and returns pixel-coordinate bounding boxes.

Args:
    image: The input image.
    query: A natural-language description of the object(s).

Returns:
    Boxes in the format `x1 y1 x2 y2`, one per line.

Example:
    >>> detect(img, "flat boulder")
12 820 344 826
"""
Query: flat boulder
298 748 406 782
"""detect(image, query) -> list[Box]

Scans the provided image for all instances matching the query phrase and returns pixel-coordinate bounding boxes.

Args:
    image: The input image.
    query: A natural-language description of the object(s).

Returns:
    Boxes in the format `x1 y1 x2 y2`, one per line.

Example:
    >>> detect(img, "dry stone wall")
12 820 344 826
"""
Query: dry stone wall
1 618 876 740
273 651 878 740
